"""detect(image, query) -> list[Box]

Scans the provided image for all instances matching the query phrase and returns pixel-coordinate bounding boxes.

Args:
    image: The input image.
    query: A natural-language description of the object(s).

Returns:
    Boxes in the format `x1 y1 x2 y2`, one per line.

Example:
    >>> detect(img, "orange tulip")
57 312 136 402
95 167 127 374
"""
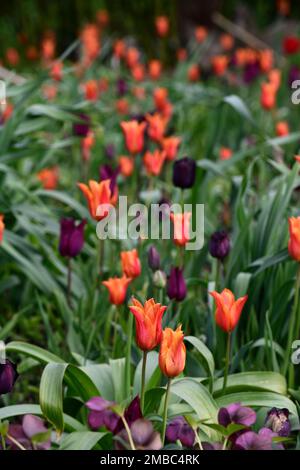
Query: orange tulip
288 217 300 261
155 16 169 38
220 33 234 51
176 48 187 62
195 26 207 43
119 156 134 177
276 121 289 137
211 55 228 76
261 82 276 110
81 131 95 162
294 155 300 163
146 113 167 142
188 64 200 82
209 288 248 333
161 136 181 161
116 98 129 115
6 48 20 66
126 47 139 68
121 249 141 279
102 275 131 305
50 61 63 81
220 147 232 161
131 63 145 82
260 50 274 73
113 39 126 59
143 150 166 176
268 69 281 91
96 9 109 27
77 179 116 220
159 325 186 378
0 214 5 243
84 80 99 101
129 298 167 351
170 212 191 246
149 60 162 80
153 87 168 111
120 120 146 155
37 167 59 190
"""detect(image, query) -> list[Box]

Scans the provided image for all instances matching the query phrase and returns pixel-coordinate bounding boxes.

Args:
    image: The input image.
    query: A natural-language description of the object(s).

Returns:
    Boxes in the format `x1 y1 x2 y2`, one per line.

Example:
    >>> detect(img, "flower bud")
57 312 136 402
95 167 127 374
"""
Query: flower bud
153 270 166 289
167 267 187 302
59 218 86 258
0 359 18 395
148 245 160 271
208 231 230 261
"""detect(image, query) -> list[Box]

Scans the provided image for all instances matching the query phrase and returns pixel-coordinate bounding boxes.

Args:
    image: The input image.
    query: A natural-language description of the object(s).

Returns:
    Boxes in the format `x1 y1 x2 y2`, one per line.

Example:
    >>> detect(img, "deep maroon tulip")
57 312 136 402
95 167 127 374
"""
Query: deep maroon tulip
166 416 195 447
234 428 283 450
209 231 230 261
99 164 119 194
172 157 196 189
0 359 18 394
167 267 187 302
148 245 160 271
265 408 291 437
218 403 256 428
73 113 90 137
59 218 86 258
117 78 128 96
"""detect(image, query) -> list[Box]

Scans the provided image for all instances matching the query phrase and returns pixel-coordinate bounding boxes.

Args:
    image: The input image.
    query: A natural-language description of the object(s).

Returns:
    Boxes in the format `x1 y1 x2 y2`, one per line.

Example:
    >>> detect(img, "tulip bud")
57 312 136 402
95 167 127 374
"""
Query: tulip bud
117 78 128 97
167 267 187 302
172 157 196 189
210 288 248 333
148 245 160 271
208 231 230 261
73 113 90 137
59 218 86 258
288 217 300 261
159 325 186 378
0 359 18 395
265 408 291 437
153 270 166 289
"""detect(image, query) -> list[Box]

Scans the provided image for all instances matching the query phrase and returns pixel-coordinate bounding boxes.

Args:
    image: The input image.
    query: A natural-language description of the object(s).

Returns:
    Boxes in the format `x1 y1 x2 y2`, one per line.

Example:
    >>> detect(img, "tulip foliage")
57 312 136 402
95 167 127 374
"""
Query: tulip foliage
1 8 300 452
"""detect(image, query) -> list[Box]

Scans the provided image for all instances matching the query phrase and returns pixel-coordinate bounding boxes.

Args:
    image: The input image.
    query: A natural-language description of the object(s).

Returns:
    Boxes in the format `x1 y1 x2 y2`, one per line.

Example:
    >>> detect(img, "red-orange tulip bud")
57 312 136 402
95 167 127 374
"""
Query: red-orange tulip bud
159 325 186 378
209 288 248 333
102 275 131 305
121 249 141 279
288 217 300 261
129 298 167 351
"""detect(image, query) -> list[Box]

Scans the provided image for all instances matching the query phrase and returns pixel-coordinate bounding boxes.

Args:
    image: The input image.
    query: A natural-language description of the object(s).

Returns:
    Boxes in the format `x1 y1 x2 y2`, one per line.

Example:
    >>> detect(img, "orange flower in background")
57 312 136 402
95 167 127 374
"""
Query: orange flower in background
129 298 167 351
195 26 207 43
153 87 168 111
162 136 181 161
121 249 141 279
235 48 248 67
149 60 162 80
288 217 300 261
0 214 5 244
220 147 233 161
50 61 63 81
102 275 131 305
261 82 276 110
120 120 146 155
77 179 116 220
37 167 59 190
276 121 289 137
277 0 290 16
132 86 146 100
126 47 140 68
268 69 281 91
177 48 187 62
116 98 129 115
131 63 145 81
188 64 200 82
84 80 99 101
159 325 186 378
146 113 167 142
96 9 109 27
26 45 39 61
294 155 300 163
210 289 248 333
170 212 191 246
212 55 228 76
155 16 169 38
6 48 20 66
81 131 95 162
143 150 166 176
113 39 126 59
220 33 234 51
42 84 58 101
260 50 274 73
160 101 173 120
0 102 13 122
41 33 56 62
81 24 100 64
119 156 134 177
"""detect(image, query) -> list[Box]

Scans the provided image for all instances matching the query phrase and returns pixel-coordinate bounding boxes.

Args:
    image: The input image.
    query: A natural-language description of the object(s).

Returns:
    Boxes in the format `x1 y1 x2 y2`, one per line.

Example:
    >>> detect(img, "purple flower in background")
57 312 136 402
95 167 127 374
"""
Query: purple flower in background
117 78 128 96
148 245 160 271
218 403 256 428
172 157 196 189
116 419 162 450
104 143 115 160
166 416 195 447
234 427 283 450
6 415 50 450
243 61 260 84
265 408 291 437
209 231 230 261
0 359 18 395
288 65 300 87
167 266 187 302
59 218 86 258
99 164 119 194
73 113 90 137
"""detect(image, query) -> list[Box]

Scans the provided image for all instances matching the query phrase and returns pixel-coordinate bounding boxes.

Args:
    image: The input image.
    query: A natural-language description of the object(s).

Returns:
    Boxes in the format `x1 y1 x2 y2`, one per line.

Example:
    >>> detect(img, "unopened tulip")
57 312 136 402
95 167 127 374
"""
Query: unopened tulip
84 80 99 101
212 55 228 76
0 359 18 395
172 157 196 189
0 214 5 243
59 218 86 258
220 147 232 160
37 167 59 190
121 249 141 279
129 298 167 351
120 120 146 155
155 16 169 38
167 267 187 302
276 121 289 137
261 82 276 110
149 60 162 80
77 179 116 220
143 150 166 176
288 217 300 261
81 130 95 161
209 288 248 333
126 47 140 68
148 245 160 271
153 87 168 111
209 231 230 261
195 26 207 43
146 113 167 142
170 212 191 246
159 325 186 378
102 276 131 305
162 136 181 161
50 61 63 81
188 64 200 82
119 156 134 177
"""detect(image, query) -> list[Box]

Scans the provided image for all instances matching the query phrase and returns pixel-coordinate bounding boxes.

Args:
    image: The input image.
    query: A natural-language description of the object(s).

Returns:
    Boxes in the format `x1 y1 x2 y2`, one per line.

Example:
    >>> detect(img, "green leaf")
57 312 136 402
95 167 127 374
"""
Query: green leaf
213 372 287 396
6 341 64 363
59 431 107 450
40 363 68 433
185 336 215 379
109 358 127 402
223 95 254 125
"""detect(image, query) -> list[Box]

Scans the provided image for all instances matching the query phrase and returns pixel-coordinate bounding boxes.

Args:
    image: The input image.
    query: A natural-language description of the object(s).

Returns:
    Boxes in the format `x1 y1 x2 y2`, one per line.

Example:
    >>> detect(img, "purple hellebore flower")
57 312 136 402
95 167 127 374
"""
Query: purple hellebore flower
73 113 90 137
148 245 160 271
0 359 18 395
6 415 50 450
218 403 256 428
99 164 119 194
116 78 128 97
166 416 195 447
167 266 187 302
265 408 291 437
59 218 86 258
234 427 283 450
208 231 230 261
116 419 162 450
172 157 196 189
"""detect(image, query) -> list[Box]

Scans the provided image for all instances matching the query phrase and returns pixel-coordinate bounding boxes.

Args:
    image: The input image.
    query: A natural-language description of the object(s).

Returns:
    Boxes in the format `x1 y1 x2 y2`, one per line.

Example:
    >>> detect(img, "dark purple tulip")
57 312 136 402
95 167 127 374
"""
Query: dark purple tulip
104 143 115 160
166 416 195 447
265 408 291 437
172 157 196 189
218 403 256 428
167 267 187 302
208 231 230 261
59 218 86 258
117 78 128 96
116 419 162 450
73 113 90 137
6 415 50 450
243 61 260 84
288 65 300 87
148 245 160 271
99 164 119 194
0 359 18 395
234 428 283 450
